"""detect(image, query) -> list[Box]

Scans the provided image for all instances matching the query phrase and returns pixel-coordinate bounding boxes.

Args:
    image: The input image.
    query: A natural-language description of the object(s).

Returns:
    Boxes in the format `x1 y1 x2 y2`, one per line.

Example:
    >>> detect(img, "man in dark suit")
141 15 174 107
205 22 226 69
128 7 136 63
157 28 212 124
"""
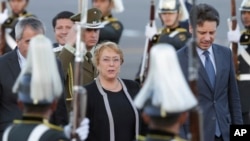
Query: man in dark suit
177 3 243 141
58 8 104 112
0 17 68 140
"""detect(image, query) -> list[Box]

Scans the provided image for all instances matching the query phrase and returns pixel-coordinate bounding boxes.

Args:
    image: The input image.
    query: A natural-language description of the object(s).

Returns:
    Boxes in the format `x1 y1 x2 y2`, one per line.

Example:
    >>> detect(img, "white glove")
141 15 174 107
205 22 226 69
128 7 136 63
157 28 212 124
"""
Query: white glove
0 9 8 24
227 18 241 43
63 123 72 139
227 28 241 43
63 111 73 139
145 21 157 40
75 118 90 141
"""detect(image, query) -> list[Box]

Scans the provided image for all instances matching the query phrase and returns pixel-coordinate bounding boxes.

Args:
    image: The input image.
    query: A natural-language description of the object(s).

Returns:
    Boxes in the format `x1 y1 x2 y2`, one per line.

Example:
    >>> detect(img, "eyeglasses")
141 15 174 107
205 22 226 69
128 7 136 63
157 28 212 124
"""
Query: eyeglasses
101 57 121 64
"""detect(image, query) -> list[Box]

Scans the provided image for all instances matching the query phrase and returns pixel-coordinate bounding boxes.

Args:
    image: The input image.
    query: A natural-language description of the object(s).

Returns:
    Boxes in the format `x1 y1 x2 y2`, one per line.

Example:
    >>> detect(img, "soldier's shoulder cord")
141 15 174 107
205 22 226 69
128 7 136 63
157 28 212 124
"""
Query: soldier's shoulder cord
175 27 188 33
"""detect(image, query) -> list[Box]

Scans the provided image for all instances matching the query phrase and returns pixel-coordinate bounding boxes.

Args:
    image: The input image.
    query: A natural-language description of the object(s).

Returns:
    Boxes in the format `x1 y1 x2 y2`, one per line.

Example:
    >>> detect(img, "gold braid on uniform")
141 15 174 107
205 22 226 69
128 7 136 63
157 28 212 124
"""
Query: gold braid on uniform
102 14 118 22
66 62 73 101
136 135 146 141
13 116 63 131
102 15 121 31
160 27 187 34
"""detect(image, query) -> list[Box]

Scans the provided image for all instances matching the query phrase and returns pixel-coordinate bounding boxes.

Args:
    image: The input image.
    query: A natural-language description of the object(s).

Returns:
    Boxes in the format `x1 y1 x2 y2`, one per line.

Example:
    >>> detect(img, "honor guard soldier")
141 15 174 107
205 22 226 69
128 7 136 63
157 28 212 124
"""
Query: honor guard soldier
2 0 34 53
135 0 191 84
146 0 191 50
58 8 104 112
92 0 124 44
134 44 198 141
227 0 250 124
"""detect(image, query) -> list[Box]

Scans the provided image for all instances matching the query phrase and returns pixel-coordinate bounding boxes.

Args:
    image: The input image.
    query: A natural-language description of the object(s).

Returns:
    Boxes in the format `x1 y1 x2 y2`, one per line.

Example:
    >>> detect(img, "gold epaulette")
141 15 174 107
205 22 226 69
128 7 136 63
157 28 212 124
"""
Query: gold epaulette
3 17 16 27
20 13 34 18
43 119 63 131
175 27 188 33
3 13 34 28
160 27 188 34
104 17 118 22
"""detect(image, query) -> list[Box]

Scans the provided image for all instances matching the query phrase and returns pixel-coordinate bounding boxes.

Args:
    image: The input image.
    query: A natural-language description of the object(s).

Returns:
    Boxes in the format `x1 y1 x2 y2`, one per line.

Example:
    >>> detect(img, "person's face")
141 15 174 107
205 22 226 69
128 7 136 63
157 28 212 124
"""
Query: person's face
9 0 28 15
241 11 250 28
160 12 179 28
82 28 100 50
16 26 43 58
97 48 121 80
189 21 217 50
92 0 113 16
54 19 74 46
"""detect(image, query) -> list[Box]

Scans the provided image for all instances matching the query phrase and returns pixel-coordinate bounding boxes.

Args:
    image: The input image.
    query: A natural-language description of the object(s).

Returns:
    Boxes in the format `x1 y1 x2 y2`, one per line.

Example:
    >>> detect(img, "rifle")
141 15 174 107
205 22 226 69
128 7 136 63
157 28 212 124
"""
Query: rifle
139 0 155 84
0 1 6 55
71 0 88 140
188 1 203 141
230 0 239 77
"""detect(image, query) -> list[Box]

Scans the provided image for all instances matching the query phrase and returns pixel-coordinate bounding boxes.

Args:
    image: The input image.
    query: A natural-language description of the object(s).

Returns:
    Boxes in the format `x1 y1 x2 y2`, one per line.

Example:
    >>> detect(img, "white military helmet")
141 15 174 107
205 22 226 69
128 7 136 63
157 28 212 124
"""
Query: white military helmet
158 0 189 21
134 44 197 117
240 0 250 11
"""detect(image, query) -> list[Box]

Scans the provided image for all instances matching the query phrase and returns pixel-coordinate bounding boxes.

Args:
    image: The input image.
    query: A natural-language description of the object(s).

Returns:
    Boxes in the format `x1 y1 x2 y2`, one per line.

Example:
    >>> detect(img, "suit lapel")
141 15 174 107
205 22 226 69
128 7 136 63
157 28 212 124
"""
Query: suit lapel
182 46 213 91
213 45 223 95
7 50 21 79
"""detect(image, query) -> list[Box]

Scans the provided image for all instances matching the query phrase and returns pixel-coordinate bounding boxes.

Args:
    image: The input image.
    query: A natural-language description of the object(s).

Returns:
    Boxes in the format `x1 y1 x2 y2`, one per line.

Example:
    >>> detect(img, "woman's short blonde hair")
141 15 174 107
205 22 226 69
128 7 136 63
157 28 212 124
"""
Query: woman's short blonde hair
93 41 124 67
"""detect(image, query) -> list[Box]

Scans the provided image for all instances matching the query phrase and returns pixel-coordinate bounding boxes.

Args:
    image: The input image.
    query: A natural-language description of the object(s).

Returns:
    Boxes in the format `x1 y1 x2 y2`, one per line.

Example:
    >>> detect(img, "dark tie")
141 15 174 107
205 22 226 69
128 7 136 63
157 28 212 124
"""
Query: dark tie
84 52 94 73
86 52 92 63
203 51 215 88
203 51 221 137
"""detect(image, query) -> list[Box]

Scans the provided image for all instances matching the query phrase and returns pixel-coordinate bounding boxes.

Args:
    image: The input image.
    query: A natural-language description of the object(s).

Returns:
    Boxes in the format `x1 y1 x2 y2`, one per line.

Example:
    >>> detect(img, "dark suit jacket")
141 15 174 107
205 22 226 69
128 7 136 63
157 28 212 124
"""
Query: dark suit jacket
177 44 243 141
0 48 68 140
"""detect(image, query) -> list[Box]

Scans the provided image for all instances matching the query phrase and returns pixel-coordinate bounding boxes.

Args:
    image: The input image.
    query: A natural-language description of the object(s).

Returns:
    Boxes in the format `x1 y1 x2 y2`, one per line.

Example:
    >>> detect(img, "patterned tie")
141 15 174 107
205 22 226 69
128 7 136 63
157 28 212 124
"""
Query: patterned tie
203 51 221 137
203 51 215 88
